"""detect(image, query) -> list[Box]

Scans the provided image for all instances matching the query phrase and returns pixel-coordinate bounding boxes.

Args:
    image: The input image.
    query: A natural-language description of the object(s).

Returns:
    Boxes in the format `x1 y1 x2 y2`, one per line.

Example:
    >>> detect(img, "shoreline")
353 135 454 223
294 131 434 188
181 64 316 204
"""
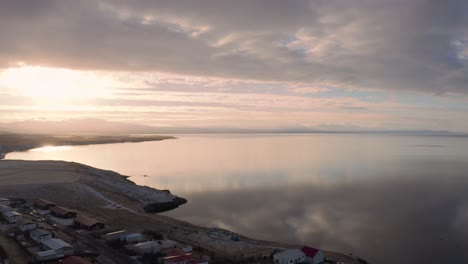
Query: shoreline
0 134 361 263
0 133 176 160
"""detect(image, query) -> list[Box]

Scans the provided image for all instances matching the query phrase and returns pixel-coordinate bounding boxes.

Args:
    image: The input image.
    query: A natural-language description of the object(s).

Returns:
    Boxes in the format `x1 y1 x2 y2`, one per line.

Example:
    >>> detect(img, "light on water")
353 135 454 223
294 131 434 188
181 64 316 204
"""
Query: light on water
7 134 468 264
30 145 74 152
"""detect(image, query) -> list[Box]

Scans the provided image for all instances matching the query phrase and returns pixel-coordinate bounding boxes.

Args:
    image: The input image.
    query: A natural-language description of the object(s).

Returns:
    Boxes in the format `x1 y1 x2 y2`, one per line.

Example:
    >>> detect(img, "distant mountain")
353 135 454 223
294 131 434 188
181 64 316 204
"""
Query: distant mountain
0 119 466 136
0 119 159 135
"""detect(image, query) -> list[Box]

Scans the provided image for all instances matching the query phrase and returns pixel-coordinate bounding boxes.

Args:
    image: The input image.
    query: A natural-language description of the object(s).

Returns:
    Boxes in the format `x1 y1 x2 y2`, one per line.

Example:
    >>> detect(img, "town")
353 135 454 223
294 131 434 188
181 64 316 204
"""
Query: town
0 196 364 264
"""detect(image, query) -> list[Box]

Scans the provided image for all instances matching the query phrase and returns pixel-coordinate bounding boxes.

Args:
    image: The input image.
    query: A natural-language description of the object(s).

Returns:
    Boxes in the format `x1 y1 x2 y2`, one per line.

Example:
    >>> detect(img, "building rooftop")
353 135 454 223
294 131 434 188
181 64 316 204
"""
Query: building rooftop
134 240 160 249
301 246 320 257
30 229 51 237
75 215 103 227
3 211 21 217
51 206 75 216
42 239 73 250
34 199 56 208
274 249 305 259
35 250 58 257
0 205 11 212
164 254 194 264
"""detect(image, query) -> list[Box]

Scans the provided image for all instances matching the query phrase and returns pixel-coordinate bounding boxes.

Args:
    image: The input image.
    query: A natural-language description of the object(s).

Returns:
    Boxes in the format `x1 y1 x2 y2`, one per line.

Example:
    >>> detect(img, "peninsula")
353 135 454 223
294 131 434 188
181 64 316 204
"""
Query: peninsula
0 134 361 264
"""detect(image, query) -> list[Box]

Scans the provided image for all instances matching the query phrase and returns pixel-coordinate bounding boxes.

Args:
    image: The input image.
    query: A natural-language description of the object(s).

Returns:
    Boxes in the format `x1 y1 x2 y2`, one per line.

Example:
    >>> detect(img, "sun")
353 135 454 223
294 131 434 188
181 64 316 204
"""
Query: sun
0 66 114 100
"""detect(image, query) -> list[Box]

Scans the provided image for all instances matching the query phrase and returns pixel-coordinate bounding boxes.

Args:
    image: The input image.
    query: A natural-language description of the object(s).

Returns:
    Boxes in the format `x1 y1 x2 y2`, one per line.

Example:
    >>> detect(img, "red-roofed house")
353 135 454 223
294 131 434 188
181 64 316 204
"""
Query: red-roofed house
62 256 93 264
34 199 56 210
163 254 194 264
50 206 77 219
301 246 324 264
74 215 105 230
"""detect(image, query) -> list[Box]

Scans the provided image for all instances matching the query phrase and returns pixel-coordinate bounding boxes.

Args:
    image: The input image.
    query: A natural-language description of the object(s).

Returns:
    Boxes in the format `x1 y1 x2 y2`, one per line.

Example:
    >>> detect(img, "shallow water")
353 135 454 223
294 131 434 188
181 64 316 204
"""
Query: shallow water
7 134 468 264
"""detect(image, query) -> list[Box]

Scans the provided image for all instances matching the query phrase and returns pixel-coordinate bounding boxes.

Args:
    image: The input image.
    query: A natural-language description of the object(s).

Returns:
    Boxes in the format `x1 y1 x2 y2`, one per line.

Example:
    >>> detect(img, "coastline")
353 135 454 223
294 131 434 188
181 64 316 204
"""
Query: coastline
0 133 176 160
0 135 361 263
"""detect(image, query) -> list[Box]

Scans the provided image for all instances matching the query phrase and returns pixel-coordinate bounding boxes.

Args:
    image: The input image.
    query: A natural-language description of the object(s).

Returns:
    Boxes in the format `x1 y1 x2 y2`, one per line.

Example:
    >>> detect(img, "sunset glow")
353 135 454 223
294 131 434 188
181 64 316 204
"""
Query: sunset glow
0 66 113 99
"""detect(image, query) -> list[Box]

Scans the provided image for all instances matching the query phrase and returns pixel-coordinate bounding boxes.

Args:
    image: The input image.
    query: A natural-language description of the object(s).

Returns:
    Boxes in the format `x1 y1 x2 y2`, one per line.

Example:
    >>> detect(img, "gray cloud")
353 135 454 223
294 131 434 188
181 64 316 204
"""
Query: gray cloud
0 0 467 94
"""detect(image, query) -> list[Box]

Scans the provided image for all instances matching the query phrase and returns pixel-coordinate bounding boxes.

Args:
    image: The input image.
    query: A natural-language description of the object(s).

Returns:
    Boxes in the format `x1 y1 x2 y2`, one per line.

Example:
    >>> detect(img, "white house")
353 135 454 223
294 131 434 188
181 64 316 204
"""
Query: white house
2 211 22 223
128 241 162 255
41 239 74 256
33 250 64 262
0 198 10 206
0 205 10 213
102 230 130 241
273 249 306 264
19 222 38 232
122 233 143 243
301 246 325 264
30 229 52 243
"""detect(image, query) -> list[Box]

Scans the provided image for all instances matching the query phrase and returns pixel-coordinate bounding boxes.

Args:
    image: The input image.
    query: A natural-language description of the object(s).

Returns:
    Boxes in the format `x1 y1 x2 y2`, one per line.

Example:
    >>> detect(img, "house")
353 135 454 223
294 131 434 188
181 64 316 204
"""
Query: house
62 256 93 264
2 210 22 223
0 198 10 206
122 233 143 243
33 250 64 262
19 222 38 232
102 230 130 241
128 241 162 255
30 229 52 243
0 205 10 213
50 206 77 219
162 249 188 257
41 239 74 256
273 249 306 264
74 215 105 230
34 199 56 210
163 254 194 264
301 246 325 264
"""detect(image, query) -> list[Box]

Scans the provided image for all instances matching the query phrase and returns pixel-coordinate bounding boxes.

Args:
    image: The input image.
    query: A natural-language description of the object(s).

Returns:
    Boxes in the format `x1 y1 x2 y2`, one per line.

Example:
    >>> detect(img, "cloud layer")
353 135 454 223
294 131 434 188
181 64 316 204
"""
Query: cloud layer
1 0 468 94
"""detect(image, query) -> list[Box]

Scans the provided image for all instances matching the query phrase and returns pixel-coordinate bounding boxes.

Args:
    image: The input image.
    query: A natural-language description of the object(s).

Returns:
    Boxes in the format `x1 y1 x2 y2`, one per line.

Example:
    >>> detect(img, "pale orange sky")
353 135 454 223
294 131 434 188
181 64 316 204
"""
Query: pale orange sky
1 1 467 131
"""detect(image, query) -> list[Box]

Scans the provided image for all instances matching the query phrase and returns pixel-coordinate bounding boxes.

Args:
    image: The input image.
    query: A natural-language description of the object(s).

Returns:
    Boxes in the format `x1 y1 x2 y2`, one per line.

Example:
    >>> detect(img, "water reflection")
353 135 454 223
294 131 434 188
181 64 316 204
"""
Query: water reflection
165 159 468 264
6 134 468 263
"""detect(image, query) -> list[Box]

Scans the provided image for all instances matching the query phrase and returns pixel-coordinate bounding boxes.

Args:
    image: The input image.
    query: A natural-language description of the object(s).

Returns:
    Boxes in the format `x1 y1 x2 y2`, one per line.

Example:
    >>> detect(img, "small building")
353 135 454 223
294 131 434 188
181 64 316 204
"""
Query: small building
34 199 56 210
33 250 64 262
301 246 325 264
19 222 38 232
41 239 74 256
102 230 130 241
0 205 10 213
2 211 22 223
50 206 77 219
122 233 143 243
0 198 10 206
178 244 192 253
74 215 105 230
128 241 162 255
273 249 306 264
163 254 194 264
62 256 93 264
30 229 52 243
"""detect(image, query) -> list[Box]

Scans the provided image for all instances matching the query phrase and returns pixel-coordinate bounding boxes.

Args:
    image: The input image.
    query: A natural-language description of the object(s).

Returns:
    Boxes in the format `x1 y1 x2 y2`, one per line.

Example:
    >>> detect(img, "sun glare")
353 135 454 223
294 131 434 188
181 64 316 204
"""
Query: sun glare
0 66 115 99
30 146 74 152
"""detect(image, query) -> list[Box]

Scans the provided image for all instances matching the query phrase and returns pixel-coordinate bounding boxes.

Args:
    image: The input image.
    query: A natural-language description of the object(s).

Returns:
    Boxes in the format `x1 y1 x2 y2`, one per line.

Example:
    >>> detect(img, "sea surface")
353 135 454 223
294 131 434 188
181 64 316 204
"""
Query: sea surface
7 134 468 264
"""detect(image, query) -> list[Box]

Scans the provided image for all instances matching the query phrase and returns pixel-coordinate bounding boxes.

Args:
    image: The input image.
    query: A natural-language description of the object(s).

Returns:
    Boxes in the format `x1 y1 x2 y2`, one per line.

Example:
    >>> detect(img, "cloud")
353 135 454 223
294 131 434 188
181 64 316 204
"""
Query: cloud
0 0 467 94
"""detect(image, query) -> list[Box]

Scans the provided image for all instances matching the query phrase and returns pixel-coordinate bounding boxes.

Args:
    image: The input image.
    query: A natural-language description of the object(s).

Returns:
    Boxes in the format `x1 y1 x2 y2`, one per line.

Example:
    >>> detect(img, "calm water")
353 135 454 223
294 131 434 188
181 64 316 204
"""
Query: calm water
7 134 468 263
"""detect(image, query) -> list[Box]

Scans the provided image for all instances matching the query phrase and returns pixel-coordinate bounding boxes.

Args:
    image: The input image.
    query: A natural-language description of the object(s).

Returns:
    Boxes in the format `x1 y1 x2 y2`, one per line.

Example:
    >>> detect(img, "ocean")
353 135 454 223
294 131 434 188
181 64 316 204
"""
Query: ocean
7 134 468 264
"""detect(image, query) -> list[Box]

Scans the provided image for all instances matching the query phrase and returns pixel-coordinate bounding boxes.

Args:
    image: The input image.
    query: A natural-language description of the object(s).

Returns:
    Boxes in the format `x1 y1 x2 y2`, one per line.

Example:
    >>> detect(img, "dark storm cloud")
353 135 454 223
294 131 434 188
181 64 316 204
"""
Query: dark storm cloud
0 0 467 94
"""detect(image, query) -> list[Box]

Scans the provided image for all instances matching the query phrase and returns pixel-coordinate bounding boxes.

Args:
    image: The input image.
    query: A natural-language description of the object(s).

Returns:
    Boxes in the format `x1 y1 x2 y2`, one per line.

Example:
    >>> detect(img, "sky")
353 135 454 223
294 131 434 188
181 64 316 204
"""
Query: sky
0 0 467 131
